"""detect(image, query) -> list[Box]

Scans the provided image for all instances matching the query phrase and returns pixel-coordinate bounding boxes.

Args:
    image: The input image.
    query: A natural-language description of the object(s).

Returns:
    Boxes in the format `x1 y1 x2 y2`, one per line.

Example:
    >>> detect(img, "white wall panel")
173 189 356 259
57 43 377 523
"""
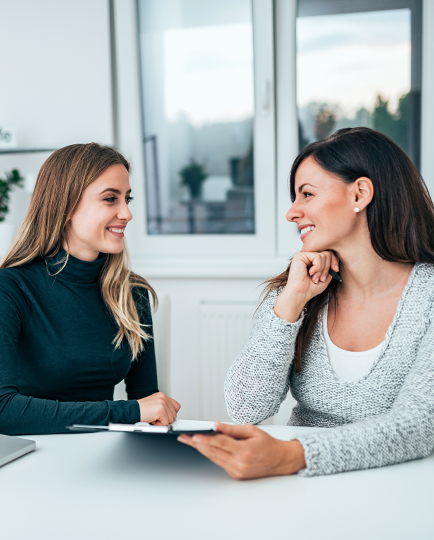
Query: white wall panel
0 0 114 241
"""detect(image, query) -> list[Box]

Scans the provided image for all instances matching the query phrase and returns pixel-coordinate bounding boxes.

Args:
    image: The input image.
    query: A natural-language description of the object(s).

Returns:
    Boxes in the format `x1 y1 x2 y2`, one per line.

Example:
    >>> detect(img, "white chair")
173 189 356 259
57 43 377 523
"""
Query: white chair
113 292 171 400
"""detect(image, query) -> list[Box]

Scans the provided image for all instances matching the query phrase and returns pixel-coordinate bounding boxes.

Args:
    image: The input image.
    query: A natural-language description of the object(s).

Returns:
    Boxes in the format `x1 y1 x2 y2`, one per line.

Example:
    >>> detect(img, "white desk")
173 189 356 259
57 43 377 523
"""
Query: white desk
1 425 433 540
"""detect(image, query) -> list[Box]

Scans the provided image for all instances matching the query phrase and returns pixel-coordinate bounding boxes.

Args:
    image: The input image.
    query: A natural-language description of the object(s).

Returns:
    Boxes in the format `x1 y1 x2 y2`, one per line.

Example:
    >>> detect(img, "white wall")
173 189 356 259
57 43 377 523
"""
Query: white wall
0 0 114 237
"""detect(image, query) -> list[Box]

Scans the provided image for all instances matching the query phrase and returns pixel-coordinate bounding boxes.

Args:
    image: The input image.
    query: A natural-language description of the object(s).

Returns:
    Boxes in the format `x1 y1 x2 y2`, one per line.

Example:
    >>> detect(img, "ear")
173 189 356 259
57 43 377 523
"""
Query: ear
352 176 374 211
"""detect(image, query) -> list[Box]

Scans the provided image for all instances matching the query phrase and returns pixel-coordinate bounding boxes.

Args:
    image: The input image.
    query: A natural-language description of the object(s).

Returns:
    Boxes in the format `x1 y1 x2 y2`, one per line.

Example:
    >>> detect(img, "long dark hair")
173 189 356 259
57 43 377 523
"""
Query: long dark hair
263 127 434 372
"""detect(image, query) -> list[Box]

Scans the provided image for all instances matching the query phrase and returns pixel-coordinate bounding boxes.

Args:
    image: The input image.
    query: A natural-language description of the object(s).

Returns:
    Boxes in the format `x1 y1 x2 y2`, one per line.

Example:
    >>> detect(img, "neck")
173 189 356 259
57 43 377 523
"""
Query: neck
62 239 100 262
334 242 414 301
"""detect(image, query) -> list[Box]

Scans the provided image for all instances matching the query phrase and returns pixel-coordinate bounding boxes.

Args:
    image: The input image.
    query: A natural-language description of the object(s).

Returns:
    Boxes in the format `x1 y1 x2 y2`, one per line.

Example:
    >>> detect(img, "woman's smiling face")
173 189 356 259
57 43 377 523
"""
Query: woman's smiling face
287 156 358 253
64 164 133 261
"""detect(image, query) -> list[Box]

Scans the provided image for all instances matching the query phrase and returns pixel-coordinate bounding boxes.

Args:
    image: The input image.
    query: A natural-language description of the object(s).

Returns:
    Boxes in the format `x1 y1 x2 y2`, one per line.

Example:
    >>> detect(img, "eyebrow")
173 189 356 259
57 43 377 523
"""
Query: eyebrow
298 183 315 193
99 188 132 195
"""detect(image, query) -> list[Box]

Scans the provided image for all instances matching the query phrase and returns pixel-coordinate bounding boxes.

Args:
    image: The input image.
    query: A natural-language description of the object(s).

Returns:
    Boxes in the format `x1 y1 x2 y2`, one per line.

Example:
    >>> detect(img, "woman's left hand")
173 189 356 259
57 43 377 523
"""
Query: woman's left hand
178 422 306 480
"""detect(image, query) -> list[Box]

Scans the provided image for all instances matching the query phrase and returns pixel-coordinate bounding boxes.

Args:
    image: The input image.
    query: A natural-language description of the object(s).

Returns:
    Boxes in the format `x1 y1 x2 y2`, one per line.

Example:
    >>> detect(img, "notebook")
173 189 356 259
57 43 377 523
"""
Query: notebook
68 419 216 435
0 434 36 467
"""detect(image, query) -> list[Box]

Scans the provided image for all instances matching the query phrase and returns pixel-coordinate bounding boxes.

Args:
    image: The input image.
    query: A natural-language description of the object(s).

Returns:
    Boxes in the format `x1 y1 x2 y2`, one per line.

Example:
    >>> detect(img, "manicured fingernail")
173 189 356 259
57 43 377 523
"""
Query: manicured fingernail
314 278 319 284
321 276 326 282
178 435 187 443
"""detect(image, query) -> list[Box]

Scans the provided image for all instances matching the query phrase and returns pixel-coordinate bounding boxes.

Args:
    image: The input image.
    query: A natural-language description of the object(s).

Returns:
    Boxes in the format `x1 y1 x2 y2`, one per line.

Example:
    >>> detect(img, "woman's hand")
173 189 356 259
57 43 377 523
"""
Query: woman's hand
137 392 181 425
178 422 306 480
274 250 340 322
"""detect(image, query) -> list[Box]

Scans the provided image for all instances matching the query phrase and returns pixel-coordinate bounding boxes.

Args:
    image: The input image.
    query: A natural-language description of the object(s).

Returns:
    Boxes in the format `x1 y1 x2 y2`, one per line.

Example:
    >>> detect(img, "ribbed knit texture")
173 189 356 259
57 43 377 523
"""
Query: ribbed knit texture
224 263 434 476
0 249 158 435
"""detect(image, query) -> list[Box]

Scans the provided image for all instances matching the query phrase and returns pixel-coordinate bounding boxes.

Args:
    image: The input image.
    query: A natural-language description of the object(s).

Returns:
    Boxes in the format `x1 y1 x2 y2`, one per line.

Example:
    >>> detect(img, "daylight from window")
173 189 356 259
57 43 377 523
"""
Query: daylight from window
297 9 411 153
138 0 255 235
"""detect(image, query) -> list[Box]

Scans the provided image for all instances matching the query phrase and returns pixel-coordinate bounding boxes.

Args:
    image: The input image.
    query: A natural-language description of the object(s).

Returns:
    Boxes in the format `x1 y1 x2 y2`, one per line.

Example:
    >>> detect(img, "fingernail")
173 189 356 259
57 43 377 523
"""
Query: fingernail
178 435 187 443
314 277 319 284
320 276 326 282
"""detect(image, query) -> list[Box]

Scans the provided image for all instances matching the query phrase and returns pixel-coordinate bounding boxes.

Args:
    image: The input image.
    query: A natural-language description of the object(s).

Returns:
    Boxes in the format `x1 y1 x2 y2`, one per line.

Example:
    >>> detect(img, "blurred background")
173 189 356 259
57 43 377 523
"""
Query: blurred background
1 0 433 423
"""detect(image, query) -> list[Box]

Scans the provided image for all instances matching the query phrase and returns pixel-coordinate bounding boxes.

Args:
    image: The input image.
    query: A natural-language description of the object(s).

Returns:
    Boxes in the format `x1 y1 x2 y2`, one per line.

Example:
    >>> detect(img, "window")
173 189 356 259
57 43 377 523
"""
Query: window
137 0 256 234
296 0 422 168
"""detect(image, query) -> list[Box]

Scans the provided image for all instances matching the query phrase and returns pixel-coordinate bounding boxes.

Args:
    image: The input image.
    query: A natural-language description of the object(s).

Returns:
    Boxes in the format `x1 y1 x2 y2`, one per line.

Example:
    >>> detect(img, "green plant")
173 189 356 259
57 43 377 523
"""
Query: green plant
0 169 24 223
179 159 208 199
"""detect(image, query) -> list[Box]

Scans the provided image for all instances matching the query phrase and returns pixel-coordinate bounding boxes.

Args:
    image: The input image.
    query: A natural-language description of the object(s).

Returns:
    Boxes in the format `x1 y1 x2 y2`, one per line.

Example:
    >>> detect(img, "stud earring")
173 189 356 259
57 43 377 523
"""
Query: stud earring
355 207 360 213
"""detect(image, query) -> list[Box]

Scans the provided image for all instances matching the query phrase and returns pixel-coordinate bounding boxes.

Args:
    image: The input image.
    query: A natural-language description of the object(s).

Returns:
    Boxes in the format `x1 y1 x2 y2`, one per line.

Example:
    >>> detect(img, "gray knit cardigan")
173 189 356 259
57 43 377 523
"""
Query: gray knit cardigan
224 262 434 477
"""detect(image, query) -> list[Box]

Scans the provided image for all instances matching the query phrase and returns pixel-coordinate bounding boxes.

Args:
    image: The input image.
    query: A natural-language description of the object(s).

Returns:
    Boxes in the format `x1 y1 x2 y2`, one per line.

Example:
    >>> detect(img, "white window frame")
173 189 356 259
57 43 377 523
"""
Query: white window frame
274 0 301 258
113 0 279 265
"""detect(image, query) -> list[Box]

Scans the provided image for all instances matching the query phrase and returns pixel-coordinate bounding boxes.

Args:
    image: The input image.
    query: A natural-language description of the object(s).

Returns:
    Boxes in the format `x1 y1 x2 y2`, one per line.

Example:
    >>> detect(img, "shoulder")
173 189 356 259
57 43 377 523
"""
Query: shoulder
406 263 434 324
0 264 35 316
0 258 43 289
411 263 434 297
0 265 26 294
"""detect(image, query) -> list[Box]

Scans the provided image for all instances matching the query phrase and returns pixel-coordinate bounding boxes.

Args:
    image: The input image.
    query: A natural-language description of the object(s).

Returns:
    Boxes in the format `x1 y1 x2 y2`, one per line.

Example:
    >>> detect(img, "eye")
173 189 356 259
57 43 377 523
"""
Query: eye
103 196 117 203
126 196 134 204
302 191 313 198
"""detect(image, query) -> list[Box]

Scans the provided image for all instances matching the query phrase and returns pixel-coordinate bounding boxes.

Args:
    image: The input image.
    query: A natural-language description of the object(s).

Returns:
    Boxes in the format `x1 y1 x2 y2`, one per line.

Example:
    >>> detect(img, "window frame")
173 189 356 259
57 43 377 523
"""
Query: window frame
113 0 278 260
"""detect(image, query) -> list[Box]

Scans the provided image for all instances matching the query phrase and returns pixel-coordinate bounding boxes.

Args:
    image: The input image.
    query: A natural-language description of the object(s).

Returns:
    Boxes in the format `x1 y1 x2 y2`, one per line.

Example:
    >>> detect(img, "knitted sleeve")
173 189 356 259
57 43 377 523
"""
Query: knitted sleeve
295 319 434 476
224 290 304 424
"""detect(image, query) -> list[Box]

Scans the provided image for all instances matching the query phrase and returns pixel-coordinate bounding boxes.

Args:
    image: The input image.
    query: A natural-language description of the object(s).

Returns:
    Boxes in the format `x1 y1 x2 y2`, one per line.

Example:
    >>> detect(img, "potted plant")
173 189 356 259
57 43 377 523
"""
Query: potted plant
179 159 208 200
0 169 24 257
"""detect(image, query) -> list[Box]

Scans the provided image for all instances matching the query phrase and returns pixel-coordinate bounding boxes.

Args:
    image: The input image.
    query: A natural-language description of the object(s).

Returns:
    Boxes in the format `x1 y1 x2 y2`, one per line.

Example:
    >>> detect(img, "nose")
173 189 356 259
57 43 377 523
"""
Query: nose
286 199 303 223
118 200 133 222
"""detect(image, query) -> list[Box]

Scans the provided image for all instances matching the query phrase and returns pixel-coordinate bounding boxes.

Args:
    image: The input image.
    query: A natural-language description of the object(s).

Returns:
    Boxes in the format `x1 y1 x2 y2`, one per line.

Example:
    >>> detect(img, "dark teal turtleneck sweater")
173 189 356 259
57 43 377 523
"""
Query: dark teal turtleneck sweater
0 250 158 435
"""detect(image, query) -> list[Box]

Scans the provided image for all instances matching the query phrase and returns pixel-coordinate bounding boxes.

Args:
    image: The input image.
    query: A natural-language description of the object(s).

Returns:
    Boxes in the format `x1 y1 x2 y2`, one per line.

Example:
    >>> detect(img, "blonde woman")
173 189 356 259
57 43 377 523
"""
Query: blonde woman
0 143 180 435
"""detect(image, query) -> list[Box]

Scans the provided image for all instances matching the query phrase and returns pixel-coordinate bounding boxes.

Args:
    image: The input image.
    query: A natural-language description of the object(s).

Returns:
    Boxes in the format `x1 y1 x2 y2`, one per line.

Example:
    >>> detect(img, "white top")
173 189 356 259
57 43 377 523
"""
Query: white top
322 308 383 381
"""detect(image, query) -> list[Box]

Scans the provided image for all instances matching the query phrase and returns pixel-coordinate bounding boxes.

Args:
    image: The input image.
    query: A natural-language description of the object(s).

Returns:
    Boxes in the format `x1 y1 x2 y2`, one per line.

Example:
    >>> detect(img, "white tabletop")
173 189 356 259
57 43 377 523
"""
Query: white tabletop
1 425 433 540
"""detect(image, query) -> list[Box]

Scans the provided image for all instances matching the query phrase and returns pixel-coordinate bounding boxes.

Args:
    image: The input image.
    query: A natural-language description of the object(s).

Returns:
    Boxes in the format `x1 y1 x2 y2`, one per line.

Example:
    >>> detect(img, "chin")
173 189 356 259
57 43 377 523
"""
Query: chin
301 240 329 253
101 243 124 255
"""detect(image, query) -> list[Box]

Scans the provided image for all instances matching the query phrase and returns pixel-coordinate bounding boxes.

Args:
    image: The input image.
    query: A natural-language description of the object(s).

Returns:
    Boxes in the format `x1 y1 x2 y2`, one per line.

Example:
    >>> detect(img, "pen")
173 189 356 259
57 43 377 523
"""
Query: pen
329 268 342 283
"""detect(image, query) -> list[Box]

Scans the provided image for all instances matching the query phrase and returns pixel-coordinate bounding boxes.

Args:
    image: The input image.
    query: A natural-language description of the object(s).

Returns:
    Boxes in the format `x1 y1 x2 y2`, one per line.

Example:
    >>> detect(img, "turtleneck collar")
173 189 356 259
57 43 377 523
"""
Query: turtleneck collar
45 248 107 284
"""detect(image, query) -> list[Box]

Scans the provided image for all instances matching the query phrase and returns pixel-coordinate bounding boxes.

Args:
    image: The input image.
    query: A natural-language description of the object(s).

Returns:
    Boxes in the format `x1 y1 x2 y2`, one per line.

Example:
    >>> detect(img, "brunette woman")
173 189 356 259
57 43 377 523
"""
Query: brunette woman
0 143 180 435
179 127 434 478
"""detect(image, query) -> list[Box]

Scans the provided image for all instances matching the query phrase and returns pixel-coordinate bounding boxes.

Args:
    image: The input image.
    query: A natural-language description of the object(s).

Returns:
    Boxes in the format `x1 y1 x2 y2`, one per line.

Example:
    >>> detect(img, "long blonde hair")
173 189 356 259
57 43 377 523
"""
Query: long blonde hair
0 143 157 361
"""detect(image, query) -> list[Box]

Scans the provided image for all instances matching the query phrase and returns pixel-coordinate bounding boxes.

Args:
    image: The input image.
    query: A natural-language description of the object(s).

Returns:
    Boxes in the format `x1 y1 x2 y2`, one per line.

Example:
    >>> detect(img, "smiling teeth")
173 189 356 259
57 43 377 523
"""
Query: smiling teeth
108 228 124 234
300 226 315 235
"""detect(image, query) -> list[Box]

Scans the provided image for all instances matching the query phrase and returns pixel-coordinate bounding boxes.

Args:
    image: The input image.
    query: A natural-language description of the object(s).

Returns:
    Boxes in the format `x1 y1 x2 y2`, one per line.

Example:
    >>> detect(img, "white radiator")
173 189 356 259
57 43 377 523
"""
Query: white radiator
199 302 257 422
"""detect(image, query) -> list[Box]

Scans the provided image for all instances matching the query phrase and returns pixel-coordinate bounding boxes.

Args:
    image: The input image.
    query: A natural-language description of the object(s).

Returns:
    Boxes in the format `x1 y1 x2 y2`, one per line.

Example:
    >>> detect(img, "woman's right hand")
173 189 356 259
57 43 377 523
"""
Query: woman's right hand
137 392 181 425
274 251 339 322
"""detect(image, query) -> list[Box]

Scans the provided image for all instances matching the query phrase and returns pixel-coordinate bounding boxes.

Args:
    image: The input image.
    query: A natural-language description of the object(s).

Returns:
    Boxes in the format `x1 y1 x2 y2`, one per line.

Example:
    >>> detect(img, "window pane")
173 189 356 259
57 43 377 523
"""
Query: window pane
296 3 420 165
137 0 255 234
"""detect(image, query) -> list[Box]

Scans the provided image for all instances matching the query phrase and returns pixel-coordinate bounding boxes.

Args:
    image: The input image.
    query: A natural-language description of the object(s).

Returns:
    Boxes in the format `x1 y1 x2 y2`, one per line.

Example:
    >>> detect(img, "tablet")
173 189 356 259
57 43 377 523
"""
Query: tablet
68 419 216 435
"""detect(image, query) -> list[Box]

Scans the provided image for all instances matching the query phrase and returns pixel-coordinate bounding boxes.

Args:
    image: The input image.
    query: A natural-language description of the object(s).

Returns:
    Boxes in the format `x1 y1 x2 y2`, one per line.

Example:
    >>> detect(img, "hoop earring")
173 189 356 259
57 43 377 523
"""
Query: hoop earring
355 207 360 213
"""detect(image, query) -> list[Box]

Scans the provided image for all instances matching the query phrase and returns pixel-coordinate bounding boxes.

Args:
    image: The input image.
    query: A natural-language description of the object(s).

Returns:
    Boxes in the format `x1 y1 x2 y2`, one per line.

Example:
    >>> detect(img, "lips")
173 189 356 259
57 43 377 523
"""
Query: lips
107 226 125 238
299 225 315 241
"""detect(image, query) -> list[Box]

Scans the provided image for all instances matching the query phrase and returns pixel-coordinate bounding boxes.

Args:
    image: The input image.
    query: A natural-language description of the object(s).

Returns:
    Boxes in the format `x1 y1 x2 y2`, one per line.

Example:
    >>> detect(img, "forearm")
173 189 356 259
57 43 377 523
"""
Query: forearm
296 409 434 477
224 293 304 424
0 392 140 435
